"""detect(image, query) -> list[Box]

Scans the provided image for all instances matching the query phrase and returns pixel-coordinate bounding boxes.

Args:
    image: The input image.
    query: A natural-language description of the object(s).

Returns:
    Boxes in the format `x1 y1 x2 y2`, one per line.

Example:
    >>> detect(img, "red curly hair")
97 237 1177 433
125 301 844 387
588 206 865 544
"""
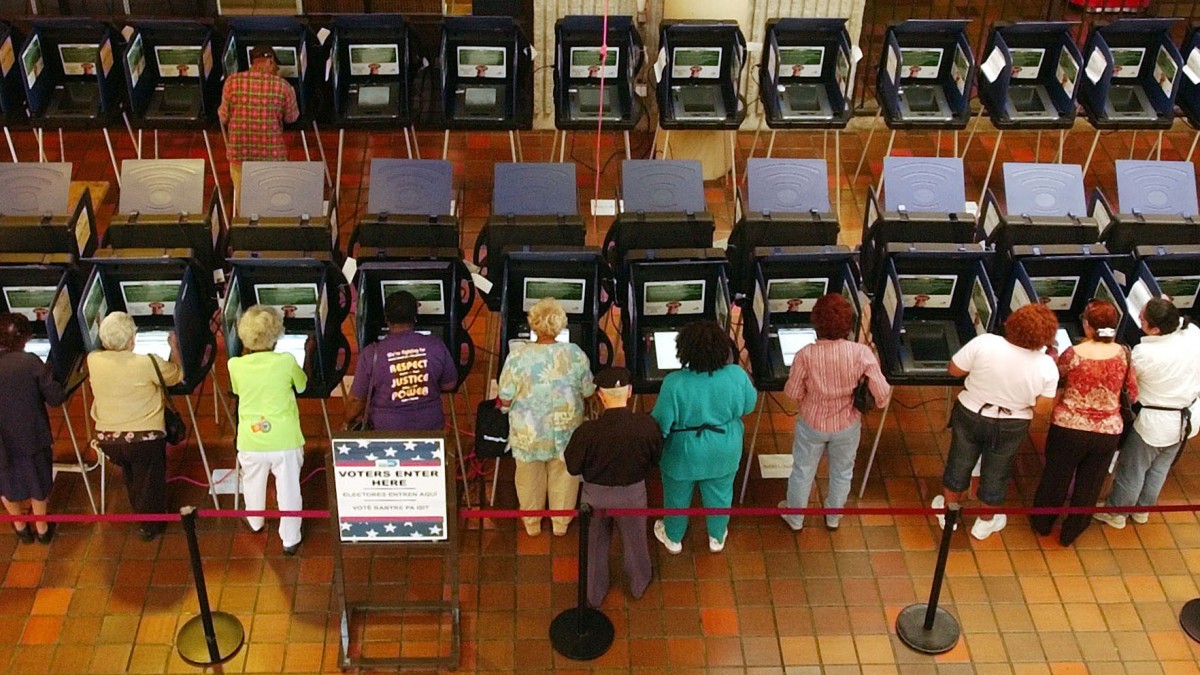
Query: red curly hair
811 293 855 340
1082 299 1119 343
1004 303 1058 350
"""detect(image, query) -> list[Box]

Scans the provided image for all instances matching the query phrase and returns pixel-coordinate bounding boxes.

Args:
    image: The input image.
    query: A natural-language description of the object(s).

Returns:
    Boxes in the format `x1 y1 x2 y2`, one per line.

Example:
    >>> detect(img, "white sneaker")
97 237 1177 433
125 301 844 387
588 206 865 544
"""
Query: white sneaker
1093 511 1126 529
708 533 727 553
931 495 958 531
778 500 802 531
1130 512 1149 525
654 519 682 554
970 514 1007 541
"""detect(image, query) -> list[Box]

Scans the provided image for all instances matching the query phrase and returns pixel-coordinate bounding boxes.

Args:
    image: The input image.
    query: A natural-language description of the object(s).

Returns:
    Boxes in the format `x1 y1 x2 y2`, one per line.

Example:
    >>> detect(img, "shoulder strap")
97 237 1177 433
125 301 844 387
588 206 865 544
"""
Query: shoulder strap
363 343 380 426
148 355 179 414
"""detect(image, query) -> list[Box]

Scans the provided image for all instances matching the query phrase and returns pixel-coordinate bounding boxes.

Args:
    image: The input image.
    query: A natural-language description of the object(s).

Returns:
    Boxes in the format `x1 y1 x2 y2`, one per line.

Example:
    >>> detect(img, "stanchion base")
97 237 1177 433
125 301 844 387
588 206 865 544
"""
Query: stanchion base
549 607 614 661
176 612 245 666
896 604 960 654
1180 598 1200 642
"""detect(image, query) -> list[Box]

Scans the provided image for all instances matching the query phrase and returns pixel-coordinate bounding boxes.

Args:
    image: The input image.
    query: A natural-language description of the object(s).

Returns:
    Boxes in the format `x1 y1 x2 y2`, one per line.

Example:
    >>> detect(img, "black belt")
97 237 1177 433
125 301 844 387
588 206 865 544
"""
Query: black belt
1139 402 1194 446
672 423 726 437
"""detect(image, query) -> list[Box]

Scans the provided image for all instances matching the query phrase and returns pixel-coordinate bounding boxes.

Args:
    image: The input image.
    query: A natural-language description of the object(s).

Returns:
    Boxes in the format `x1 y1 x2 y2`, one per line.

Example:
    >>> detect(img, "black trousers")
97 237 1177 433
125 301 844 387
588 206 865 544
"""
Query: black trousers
101 437 169 534
1031 424 1120 545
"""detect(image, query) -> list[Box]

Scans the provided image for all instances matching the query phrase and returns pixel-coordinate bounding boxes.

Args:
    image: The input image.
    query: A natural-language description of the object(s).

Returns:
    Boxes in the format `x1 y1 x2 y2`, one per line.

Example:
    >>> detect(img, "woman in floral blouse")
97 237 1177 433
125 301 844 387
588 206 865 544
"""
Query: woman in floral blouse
1030 300 1137 545
498 298 595 537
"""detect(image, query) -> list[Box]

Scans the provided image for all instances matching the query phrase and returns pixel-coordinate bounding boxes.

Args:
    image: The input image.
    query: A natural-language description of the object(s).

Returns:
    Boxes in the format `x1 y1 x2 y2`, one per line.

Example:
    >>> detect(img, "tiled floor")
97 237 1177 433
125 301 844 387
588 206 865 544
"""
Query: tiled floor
3 117 1200 673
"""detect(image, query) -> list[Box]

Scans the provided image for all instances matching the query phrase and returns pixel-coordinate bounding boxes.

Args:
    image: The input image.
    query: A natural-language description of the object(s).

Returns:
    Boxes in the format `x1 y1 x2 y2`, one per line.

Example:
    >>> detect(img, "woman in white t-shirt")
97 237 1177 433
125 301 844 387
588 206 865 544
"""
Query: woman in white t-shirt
932 303 1060 541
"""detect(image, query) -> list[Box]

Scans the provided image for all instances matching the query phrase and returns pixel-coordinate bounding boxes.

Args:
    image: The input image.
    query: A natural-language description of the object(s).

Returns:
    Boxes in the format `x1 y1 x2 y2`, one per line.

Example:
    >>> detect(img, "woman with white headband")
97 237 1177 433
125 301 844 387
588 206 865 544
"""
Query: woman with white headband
1030 299 1137 545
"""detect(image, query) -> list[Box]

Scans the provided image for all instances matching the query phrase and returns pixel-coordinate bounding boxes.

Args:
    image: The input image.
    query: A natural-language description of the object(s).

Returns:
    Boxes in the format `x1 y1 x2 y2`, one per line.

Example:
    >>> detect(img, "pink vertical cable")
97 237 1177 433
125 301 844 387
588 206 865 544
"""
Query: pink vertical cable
592 1 611 236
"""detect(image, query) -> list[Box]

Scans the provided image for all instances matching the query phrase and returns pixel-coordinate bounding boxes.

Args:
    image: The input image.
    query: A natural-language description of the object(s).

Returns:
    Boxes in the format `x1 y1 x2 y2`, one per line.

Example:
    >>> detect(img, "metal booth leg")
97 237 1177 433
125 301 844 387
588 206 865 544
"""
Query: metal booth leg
122 111 140 158
335 129 345 205
958 110 984 159
4 126 16 162
766 130 777 158
852 106 882 184
185 395 221 509
875 129 897 195
403 126 413 159
979 129 1003 206
61 404 98 514
1082 128 1102 177
739 392 767 504
1129 130 1138 160
202 130 229 226
442 129 450 160
508 130 518 163
300 127 311 161
311 122 332 187
1057 128 1068 163
624 130 631 160
1188 130 1200 163
102 128 121 187
409 125 422 158
560 130 568 163
490 458 501 507
857 397 892 499
1035 129 1042 163
447 392 471 508
834 129 843 223
319 399 334 448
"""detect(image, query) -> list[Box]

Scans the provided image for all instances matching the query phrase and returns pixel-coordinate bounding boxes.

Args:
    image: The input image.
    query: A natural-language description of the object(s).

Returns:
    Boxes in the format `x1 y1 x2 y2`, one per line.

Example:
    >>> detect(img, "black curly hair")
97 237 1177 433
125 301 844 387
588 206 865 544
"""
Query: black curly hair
675 320 733 374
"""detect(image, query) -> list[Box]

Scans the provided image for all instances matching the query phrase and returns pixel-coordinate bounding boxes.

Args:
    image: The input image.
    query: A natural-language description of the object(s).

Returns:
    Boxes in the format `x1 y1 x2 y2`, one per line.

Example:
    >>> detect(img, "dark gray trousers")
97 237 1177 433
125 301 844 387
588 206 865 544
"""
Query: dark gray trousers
581 480 652 608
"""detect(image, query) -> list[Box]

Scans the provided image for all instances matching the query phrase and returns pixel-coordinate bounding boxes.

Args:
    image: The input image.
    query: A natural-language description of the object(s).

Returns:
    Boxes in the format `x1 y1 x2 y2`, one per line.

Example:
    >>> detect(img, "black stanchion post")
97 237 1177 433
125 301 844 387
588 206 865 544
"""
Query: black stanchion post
896 503 962 654
1180 598 1200 642
549 503 615 660
175 506 245 666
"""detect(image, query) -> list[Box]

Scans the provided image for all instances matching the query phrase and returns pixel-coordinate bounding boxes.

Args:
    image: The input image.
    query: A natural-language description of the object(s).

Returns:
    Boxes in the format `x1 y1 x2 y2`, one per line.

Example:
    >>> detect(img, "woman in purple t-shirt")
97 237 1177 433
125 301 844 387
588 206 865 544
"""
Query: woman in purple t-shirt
344 291 458 431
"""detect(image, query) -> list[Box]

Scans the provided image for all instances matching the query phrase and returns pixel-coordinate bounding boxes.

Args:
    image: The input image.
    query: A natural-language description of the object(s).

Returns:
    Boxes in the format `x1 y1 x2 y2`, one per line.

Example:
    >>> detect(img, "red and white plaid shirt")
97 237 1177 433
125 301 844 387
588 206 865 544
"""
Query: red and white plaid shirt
784 339 892 433
218 68 300 163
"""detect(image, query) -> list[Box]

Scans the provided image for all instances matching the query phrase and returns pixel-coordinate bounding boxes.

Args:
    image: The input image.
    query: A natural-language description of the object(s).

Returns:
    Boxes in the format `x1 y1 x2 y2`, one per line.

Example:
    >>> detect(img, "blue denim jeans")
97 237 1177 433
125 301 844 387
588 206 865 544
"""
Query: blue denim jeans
1106 427 1183 509
783 418 862 529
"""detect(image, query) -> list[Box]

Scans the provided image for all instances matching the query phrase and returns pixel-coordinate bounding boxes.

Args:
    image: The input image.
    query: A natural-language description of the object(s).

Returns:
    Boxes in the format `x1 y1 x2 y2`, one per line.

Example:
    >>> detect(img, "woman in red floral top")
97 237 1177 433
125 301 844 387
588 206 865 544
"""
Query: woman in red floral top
1031 300 1138 545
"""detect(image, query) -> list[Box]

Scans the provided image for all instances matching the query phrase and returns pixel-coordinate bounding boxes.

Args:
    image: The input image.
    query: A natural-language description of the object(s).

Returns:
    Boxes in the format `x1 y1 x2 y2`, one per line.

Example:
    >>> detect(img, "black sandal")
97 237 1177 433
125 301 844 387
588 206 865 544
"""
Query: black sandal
35 523 55 544
13 525 34 545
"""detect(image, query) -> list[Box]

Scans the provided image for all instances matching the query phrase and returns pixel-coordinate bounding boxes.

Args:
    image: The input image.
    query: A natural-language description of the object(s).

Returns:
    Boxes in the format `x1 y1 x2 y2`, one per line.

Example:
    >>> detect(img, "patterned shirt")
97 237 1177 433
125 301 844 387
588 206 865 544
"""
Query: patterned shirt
1051 346 1138 436
498 342 595 462
784 339 892 433
218 68 300 163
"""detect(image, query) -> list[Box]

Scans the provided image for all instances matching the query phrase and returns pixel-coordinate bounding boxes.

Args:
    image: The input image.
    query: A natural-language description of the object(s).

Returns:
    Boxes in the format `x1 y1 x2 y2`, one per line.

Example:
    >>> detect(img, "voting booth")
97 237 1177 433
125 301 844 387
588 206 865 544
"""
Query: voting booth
1079 19 1181 131
0 162 97 263
727 158 840 296
876 20 974 130
19 19 122 128
743 246 861 389
553 15 644 131
656 20 746 130
860 157 976 293
1123 245 1200 345
497 248 612 371
1002 247 1129 353
229 161 337 255
981 162 1097 252
122 20 221 129
326 14 417 129
1090 160 1200 255
621 249 729 394
0 264 85 386
349 159 460 256
355 255 475 386
222 17 319 128
1175 25 1200 161
475 162 585 310
978 22 1082 131
79 250 222 506
759 18 855 129
103 159 225 294
224 255 352 401
440 16 533 131
0 22 28 145
605 159 715 298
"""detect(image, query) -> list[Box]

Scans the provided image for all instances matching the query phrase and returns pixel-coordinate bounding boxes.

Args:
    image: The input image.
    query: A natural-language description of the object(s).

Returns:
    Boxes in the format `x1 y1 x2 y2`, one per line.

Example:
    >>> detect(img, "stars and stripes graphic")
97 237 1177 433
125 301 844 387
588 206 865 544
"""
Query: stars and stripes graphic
339 516 446 541
332 438 444 468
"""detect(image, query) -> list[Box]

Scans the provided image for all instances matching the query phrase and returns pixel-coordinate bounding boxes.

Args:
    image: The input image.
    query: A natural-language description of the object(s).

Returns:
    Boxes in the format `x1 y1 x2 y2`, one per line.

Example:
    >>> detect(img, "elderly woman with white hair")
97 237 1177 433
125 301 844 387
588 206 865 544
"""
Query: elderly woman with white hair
498 298 595 536
228 305 307 555
87 312 183 541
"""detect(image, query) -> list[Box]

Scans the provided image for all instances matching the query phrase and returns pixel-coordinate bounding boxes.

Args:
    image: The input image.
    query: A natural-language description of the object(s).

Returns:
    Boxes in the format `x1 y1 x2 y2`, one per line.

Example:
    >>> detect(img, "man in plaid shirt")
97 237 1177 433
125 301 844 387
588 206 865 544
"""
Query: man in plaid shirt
218 44 300 202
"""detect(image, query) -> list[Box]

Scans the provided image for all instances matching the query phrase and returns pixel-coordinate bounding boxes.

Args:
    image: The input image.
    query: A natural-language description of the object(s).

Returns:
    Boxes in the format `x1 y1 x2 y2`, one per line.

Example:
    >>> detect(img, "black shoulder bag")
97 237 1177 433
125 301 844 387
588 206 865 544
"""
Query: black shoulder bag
149 356 187 446
853 376 877 414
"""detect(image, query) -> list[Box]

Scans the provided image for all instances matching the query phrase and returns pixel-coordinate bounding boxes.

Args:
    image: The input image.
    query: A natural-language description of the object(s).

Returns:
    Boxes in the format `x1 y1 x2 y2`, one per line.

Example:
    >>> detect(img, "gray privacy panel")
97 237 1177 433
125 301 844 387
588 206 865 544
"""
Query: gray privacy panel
367 159 453 216
883 157 965 213
239 162 325 218
1116 160 1198 217
493 162 578 216
1003 162 1086 217
746 158 830 213
119 159 206 215
0 162 72 216
621 159 706 213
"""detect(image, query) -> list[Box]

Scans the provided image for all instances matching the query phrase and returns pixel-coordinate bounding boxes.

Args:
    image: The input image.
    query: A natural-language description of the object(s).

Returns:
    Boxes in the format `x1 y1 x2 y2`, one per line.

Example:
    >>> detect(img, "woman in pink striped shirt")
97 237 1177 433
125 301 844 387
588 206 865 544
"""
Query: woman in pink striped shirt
779 294 891 531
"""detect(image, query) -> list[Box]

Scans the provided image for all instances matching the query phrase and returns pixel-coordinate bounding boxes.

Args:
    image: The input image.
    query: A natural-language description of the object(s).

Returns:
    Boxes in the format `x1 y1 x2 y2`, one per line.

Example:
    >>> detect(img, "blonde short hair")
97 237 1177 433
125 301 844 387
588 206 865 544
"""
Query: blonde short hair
527 297 568 340
99 312 137 351
238 305 285 352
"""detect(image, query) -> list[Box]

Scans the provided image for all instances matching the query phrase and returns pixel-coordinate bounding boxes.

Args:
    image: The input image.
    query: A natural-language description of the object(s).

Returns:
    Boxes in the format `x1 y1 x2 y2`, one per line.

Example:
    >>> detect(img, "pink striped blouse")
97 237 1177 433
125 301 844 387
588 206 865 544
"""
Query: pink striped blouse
783 339 892 433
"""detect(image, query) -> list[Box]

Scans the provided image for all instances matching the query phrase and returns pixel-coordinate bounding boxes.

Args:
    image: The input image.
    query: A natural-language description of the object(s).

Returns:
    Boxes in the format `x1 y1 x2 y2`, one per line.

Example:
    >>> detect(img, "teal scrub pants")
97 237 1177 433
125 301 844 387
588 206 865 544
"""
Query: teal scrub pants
661 470 736 543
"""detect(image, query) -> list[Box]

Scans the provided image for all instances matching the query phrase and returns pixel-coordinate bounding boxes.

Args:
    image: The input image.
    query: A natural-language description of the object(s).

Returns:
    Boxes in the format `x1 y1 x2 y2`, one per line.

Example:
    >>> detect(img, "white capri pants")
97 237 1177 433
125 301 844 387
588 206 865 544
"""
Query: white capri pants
238 447 304 547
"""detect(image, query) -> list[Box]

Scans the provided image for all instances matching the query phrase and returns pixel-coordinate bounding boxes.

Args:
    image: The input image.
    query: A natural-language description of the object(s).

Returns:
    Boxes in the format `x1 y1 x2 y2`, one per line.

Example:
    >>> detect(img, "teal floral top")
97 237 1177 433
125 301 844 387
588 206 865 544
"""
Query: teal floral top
498 342 595 462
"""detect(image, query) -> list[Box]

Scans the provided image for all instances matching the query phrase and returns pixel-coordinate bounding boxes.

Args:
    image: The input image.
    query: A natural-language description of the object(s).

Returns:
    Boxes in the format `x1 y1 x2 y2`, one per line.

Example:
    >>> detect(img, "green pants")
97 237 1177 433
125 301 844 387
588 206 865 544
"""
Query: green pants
661 471 736 543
